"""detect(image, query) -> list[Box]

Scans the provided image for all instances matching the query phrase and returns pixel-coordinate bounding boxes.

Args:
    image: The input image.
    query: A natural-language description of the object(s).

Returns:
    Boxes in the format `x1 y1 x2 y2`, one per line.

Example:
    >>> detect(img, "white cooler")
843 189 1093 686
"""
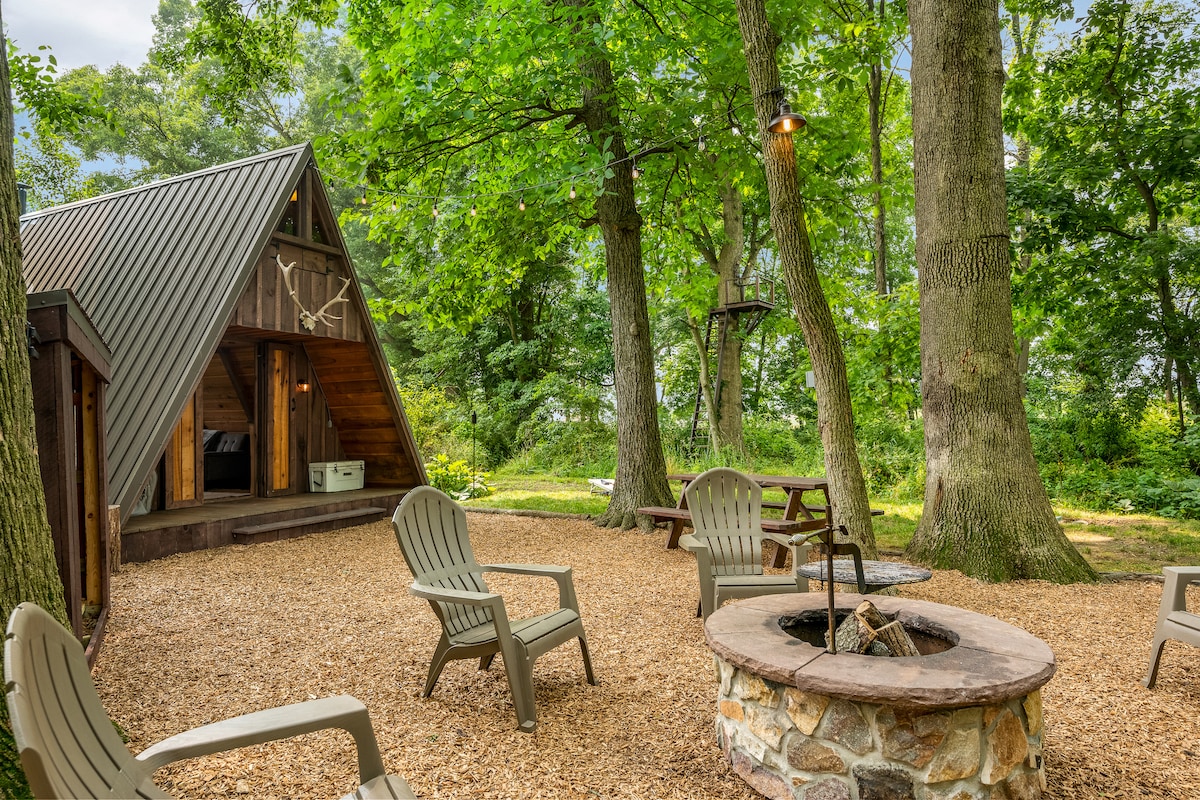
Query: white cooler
309 460 365 492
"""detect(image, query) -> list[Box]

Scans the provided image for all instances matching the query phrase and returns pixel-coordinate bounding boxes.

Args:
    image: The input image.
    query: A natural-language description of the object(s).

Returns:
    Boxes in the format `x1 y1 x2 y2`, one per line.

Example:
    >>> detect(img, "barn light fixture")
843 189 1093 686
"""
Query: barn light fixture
297 379 311 393
768 99 806 134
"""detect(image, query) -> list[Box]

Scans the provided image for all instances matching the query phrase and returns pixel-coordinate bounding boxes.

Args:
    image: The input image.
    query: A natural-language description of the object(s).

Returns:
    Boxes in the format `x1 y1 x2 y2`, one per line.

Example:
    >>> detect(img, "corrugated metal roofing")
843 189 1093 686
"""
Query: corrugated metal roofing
21 144 312 515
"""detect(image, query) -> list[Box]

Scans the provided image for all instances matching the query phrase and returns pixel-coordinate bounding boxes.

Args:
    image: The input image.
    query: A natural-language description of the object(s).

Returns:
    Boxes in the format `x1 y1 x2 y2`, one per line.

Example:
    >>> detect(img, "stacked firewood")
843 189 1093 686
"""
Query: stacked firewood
830 600 921 657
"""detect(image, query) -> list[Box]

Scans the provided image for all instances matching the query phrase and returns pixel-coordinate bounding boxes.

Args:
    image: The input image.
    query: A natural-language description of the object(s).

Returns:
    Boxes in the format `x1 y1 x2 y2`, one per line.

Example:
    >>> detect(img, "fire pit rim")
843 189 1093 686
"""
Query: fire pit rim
705 593 1056 709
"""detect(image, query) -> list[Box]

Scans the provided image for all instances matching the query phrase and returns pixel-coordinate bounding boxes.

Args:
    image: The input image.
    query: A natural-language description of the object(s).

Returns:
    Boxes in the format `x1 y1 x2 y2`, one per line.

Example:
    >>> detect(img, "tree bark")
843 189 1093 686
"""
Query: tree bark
563 0 674 529
867 0 888 298
710 182 747 457
0 7 71 793
735 0 877 556
905 0 1096 582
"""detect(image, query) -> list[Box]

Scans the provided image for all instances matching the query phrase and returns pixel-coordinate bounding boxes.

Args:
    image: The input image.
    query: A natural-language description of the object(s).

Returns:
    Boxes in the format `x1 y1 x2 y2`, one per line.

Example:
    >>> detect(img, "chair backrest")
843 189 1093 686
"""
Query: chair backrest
4 603 168 799
684 468 765 577
392 486 495 636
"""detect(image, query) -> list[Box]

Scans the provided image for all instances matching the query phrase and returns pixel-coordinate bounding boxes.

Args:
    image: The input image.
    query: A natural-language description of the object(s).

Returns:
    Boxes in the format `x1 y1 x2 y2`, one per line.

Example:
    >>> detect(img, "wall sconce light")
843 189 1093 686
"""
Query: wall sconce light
297 379 311 393
768 99 807 134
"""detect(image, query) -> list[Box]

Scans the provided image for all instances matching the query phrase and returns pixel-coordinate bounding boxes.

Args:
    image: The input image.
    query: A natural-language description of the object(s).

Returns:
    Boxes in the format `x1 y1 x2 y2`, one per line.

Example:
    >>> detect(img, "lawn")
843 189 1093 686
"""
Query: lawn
467 474 1200 575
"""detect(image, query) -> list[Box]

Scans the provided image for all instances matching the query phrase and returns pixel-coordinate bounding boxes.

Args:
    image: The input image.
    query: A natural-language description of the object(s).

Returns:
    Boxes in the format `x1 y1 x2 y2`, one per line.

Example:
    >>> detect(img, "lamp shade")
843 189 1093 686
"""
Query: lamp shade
768 101 806 134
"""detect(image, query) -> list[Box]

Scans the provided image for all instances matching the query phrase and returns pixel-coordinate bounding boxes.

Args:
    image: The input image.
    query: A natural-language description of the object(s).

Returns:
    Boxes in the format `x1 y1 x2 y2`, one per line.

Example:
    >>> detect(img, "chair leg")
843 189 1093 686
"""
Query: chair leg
578 635 597 685
479 654 495 671
1144 635 1169 689
500 640 538 733
423 635 454 698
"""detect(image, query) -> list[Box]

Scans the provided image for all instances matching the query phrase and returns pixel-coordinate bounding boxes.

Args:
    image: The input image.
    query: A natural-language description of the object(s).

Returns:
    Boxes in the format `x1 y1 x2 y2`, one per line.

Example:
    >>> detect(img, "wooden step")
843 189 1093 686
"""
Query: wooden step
232 506 388 545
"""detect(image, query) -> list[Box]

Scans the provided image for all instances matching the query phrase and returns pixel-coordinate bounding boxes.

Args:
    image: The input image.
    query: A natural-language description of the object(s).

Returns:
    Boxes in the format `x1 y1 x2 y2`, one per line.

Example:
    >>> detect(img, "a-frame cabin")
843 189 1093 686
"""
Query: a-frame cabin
21 144 426 563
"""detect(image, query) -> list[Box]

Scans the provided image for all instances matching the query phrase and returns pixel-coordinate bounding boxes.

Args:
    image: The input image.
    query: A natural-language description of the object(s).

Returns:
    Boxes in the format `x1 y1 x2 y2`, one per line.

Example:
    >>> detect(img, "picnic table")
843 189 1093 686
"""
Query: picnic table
637 473 835 567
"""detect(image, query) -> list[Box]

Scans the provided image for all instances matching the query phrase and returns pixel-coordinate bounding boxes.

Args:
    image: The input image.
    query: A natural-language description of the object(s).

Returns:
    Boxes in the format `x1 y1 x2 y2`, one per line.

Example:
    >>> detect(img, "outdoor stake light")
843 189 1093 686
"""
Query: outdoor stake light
768 100 806 134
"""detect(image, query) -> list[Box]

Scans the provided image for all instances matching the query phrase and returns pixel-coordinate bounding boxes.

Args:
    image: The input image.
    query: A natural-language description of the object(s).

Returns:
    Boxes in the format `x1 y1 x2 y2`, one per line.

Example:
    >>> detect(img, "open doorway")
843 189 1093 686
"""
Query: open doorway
200 346 255 498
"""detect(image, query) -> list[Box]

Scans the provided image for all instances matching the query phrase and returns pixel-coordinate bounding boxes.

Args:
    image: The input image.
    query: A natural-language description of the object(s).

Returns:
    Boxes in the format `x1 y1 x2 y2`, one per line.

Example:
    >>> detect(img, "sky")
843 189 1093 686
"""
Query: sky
5 0 159 72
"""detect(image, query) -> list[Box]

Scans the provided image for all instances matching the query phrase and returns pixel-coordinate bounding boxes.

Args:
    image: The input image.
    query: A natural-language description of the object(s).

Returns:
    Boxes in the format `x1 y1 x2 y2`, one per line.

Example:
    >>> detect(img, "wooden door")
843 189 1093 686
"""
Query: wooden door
262 344 297 496
164 389 203 508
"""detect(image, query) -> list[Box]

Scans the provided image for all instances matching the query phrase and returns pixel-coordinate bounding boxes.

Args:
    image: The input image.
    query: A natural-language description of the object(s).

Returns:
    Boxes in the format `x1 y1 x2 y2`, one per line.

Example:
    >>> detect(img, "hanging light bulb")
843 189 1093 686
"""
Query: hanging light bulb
631 158 640 180
390 201 398 212
432 203 439 218
697 135 706 152
519 196 526 211
768 99 807 134
470 203 477 216
569 184 577 200
360 192 368 206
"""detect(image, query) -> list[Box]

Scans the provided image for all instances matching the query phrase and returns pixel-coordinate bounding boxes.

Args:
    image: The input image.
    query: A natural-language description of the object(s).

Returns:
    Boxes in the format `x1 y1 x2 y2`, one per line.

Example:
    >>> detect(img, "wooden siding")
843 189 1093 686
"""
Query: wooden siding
306 339 417 487
201 354 251 433
231 240 365 342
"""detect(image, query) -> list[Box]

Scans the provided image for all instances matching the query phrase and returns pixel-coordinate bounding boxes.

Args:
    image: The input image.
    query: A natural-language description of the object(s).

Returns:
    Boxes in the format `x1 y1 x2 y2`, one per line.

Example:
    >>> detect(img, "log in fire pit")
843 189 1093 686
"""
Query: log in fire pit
705 593 1055 800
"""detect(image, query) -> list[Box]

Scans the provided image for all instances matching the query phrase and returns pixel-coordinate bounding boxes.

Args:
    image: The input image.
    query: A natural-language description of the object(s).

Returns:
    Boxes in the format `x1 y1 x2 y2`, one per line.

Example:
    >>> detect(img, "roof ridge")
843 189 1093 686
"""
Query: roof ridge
19 142 312 221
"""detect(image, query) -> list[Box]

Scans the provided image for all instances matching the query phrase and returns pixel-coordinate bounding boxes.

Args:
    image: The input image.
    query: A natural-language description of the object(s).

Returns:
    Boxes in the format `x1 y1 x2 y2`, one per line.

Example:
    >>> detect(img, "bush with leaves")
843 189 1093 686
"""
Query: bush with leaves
424 454 494 500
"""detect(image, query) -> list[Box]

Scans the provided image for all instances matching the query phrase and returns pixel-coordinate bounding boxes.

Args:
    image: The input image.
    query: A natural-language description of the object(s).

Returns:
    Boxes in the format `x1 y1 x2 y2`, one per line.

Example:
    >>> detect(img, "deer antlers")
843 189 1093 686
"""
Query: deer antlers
276 254 351 332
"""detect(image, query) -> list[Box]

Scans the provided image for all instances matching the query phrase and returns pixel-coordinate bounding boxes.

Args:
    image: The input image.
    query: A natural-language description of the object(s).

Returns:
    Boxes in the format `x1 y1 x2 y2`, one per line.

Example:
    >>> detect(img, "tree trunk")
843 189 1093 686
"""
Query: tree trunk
868 0 888 298
735 0 877 556
905 0 1095 582
0 8 71 793
712 183 746 457
563 0 673 529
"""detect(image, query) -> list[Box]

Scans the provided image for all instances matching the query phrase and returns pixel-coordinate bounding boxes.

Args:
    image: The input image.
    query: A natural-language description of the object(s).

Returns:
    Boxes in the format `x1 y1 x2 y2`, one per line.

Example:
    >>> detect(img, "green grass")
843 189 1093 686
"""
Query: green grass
463 473 1200 575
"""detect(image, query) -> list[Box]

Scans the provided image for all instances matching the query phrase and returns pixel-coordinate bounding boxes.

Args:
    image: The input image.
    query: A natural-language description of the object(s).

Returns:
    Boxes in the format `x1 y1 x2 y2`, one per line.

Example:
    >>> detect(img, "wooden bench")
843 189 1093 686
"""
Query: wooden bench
761 500 885 517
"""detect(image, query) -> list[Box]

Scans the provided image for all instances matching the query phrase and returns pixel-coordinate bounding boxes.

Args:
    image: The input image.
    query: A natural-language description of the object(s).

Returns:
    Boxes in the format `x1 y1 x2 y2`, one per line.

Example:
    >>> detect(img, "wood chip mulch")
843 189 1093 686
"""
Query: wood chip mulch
94 514 1200 799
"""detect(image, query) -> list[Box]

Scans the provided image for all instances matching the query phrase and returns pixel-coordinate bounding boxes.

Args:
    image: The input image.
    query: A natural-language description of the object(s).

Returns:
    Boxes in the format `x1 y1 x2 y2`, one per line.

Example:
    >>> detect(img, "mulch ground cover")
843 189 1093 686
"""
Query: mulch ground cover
95 514 1200 798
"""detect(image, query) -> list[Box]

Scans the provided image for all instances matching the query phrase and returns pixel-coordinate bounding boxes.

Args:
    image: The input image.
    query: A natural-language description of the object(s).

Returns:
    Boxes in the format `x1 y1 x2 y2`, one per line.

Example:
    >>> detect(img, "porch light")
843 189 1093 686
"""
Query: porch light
768 100 806 134
297 379 311 393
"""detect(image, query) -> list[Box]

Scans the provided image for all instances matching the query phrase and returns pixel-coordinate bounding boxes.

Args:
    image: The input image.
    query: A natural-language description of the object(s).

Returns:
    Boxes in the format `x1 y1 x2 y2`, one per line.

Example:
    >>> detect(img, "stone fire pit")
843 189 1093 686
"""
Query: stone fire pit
705 593 1056 800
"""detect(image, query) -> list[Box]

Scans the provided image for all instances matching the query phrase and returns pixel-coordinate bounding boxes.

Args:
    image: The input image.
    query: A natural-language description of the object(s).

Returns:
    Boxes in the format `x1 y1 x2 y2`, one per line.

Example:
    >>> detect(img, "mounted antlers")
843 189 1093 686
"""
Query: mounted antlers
276 254 351 332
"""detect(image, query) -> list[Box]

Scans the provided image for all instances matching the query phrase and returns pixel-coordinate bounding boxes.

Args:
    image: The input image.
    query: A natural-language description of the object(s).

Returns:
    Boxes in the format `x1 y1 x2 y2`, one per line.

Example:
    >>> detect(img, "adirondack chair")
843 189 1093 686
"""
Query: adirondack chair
679 468 811 620
392 486 597 732
4 602 415 800
1143 566 1200 688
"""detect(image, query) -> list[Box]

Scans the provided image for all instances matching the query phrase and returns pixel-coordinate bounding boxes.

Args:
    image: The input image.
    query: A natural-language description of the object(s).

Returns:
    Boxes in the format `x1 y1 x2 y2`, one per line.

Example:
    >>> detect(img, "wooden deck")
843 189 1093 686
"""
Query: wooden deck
121 488 408 563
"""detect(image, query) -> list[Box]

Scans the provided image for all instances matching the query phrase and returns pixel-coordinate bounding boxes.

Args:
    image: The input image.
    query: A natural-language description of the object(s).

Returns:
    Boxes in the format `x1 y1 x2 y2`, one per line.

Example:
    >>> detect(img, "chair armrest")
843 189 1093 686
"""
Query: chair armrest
483 564 578 611
1160 567 1200 620
135 695 386 784
764 532 812 563
483 563 569 577
409 582 500 607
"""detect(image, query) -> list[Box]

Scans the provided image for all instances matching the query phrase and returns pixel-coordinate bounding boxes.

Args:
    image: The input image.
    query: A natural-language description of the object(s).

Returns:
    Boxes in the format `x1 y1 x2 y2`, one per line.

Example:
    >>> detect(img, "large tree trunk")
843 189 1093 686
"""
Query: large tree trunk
905 0 1095 582
564 0 673 529
0 7 71 794
735 0 877 556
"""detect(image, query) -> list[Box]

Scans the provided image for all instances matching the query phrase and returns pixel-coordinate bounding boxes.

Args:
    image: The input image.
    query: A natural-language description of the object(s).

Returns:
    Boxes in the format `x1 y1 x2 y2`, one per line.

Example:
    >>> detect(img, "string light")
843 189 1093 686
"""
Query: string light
432 204 439 218
518 196 526 211
360 192 368 205
390 201 398 212
631 157 640 180
569 184 577 200
470 203 477 216
697 135 706 152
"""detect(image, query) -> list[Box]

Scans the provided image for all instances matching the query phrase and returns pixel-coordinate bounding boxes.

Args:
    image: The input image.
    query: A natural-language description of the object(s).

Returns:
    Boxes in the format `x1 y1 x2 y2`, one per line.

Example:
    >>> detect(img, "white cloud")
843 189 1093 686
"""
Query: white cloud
6 0 159 72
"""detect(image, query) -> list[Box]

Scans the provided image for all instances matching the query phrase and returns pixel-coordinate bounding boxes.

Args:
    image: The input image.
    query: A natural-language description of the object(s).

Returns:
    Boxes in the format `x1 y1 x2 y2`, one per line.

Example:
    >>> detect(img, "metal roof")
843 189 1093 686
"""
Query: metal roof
21 144 312 514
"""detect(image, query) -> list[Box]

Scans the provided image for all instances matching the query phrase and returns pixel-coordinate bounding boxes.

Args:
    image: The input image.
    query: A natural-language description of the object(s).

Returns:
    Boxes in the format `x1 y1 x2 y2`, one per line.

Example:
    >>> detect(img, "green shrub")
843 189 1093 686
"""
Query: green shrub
425 454 494 499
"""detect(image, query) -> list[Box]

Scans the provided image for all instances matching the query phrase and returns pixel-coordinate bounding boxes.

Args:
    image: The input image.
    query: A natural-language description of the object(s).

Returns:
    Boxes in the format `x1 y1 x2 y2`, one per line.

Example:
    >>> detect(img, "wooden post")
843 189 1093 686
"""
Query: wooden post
107 506 121 574
81 368 102 608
